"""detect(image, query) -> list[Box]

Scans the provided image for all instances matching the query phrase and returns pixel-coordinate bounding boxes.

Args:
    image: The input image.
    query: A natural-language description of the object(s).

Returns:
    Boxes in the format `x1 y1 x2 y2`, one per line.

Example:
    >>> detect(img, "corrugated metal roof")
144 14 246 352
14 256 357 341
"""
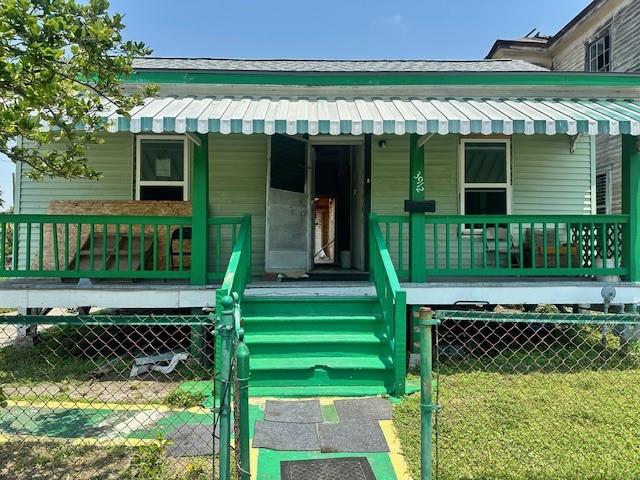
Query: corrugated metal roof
131 58 548 73
92 96 640 136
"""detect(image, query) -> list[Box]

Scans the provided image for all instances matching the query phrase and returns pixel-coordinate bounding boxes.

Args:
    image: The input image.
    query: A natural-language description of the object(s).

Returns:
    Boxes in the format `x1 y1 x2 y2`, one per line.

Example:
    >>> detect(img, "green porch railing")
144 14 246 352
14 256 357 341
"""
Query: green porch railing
0 213 245 282
369 214 407 395
214 216 252 480
376 214 629 279
207 216 249 282
214 215 252 304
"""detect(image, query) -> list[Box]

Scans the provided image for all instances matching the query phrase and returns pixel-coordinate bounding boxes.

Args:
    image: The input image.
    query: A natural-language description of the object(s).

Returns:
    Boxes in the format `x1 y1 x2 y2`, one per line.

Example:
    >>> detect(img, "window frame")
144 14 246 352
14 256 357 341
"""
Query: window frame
585 30 611 73
459 138 512 230
135 134 190 201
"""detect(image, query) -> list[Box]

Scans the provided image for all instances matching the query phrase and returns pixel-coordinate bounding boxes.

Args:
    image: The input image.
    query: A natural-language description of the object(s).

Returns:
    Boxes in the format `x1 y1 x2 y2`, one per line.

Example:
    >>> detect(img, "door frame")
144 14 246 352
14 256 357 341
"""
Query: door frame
265 135 369 273
309 135 367 271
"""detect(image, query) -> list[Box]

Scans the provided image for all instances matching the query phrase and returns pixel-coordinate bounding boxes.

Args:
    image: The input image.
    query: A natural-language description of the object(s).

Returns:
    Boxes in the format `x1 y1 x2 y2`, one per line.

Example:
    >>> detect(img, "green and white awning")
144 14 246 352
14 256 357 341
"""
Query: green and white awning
96 96 640 136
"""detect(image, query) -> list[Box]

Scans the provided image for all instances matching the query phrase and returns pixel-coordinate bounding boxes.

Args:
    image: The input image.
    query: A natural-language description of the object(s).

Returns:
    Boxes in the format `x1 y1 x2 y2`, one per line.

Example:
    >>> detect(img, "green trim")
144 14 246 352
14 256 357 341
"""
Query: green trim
190 133 209 285
622 134 640 282
2 315 211 325
126 70 640 88
436 310 640 325
409 134 426 283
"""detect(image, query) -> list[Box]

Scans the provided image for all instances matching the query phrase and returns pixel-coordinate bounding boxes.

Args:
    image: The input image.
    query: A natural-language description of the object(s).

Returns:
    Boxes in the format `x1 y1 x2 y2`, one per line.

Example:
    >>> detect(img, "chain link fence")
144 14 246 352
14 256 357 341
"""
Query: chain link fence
0 314 231 480
430 310 640 480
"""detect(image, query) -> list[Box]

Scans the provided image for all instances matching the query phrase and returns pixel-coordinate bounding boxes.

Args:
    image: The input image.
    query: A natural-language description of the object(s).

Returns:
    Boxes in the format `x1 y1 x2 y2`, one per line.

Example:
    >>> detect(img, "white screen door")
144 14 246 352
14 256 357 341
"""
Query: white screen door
266 135 310 272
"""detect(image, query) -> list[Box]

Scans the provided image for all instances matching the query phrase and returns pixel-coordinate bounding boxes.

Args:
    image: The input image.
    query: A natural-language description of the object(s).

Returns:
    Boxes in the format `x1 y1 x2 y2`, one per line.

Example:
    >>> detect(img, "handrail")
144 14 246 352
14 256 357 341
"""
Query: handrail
216 215 252 305
369 214 407 395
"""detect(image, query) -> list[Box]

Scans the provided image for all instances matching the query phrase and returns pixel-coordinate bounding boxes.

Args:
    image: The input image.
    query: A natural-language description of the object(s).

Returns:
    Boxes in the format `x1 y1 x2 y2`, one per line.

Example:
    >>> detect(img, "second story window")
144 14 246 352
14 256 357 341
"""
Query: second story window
586 32 611 72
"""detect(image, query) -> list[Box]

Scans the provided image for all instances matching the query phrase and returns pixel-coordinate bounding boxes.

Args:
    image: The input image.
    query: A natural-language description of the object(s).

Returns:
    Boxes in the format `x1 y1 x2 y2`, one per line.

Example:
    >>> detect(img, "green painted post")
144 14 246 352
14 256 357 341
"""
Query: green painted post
191 133 209 285
622 135 640 282
217 295 234 480
236 341 251 480
410 134 426 282
419 307 438 480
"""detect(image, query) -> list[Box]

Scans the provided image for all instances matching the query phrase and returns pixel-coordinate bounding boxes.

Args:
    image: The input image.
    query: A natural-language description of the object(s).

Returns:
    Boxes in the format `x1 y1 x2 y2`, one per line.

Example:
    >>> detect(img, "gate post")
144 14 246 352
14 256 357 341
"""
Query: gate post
419 307 439 480
217 295 234 480
236 341 251 480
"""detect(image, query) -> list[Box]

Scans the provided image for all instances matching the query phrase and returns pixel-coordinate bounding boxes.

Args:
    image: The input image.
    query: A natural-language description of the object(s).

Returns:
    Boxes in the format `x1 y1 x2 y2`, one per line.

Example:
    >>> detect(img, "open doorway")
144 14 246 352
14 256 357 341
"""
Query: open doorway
312 143 366 274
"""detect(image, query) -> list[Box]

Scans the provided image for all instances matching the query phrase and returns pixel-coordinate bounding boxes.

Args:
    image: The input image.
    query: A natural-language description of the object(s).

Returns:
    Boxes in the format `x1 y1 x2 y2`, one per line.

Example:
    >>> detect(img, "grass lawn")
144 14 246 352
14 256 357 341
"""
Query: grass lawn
394 327 640 480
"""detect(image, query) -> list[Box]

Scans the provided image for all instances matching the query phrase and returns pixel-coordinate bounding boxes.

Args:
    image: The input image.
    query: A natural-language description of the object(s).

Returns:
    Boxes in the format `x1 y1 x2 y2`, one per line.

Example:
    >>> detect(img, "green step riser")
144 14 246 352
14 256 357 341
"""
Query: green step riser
242 323 382 334
246 344 389 357
241 300 379 317
249 372 394 387
248 385 391 397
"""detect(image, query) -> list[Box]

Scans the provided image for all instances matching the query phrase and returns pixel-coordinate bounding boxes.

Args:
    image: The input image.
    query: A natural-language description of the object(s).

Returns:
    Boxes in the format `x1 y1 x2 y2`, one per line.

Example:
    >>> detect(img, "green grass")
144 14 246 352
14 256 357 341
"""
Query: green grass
395 338 640 480
0 440 221 480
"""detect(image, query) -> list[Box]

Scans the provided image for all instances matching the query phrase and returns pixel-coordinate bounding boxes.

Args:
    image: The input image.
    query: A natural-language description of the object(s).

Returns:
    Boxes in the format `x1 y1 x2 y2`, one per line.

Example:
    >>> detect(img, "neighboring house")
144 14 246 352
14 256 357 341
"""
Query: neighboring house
2 57 640 396
487 0 640 215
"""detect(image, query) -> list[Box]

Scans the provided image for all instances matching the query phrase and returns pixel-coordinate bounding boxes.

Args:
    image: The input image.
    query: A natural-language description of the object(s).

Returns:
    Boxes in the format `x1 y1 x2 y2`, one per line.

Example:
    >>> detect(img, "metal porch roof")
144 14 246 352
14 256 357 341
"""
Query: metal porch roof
96 96 640 136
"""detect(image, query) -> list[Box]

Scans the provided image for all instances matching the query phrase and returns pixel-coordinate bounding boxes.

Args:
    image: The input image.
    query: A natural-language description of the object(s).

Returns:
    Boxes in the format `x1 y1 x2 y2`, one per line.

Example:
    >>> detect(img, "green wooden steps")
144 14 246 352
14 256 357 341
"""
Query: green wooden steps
241 295 395 397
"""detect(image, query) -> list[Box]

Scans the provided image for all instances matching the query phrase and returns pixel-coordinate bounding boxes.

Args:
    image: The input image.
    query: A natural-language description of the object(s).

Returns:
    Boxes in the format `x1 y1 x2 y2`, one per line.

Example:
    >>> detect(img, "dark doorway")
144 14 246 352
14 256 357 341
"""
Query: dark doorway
312 144 365 274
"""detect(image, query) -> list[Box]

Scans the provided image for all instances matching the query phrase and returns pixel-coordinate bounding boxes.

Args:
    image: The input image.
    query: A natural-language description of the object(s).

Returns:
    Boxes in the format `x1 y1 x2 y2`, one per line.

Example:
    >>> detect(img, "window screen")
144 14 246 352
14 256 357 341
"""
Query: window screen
462 141 509 217
140 140 184 181
464 143 507 183
136 137 188 201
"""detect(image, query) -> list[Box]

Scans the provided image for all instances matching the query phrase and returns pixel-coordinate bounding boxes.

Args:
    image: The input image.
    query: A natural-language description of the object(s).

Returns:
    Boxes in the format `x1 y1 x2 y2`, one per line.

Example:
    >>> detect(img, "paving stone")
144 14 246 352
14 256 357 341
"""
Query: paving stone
253 420 320 451
334 397 392 422
264 399 323 424
318 421 389 453
166 424 218 457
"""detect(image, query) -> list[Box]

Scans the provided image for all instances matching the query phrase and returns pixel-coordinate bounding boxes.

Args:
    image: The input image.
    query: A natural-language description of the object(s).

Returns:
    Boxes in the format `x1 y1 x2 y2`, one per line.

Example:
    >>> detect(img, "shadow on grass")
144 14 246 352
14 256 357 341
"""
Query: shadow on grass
0 325 215 384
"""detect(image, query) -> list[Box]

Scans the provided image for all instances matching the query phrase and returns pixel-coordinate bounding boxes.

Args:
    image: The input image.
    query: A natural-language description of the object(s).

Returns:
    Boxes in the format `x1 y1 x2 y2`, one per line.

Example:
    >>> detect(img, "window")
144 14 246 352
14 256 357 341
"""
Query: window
460 140 511 219
136 136 189 200
586 32 611 72
596 171 611 215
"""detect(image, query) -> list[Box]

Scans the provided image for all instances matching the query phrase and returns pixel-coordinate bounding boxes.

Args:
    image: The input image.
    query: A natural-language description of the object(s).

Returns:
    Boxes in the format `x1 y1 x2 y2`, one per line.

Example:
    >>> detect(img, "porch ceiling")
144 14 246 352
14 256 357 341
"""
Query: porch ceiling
92 96 640 136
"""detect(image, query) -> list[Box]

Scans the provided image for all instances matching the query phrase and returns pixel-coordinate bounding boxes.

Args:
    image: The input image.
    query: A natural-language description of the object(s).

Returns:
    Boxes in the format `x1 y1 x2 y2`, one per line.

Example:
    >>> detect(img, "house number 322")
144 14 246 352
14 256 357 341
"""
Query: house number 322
414 171 424 193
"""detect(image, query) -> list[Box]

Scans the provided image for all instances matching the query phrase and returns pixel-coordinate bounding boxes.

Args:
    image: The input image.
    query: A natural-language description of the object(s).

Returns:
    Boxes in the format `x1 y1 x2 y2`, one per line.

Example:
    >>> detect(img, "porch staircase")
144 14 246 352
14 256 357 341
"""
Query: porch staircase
240 295 395 397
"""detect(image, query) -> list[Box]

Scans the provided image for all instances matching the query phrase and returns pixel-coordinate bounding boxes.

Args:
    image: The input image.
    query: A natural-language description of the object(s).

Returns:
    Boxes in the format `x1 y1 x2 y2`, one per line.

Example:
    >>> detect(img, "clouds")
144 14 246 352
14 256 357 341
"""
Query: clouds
370 13 409 34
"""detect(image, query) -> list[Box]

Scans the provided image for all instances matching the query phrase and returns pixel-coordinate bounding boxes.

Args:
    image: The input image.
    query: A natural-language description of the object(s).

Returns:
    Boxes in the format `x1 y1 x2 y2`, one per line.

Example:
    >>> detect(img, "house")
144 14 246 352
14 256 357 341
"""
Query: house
3 57 640 395
487 0 640 215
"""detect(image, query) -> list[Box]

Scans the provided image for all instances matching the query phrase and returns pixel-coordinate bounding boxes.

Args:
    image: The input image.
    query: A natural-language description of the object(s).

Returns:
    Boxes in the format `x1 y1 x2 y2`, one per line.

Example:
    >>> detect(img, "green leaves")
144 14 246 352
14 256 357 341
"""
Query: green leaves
0 0 153 180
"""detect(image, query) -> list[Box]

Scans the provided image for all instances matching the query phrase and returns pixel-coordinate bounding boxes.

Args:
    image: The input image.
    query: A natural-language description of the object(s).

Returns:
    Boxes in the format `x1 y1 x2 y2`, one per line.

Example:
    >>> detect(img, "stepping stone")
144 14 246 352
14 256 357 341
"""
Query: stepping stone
334 397 392 422
253 421 320 451
318 421 389 453
166 424 218 457
264 399 323 424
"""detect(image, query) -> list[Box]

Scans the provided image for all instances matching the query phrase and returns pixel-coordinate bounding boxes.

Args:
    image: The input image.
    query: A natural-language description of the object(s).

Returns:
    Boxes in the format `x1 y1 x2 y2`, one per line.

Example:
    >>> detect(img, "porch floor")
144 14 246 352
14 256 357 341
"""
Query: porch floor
0 277 637 309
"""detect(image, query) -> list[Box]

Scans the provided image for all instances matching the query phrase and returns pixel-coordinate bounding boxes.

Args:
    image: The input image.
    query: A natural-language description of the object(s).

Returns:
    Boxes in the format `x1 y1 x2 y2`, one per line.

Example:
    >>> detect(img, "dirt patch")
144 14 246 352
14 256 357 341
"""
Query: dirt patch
4 379 180 404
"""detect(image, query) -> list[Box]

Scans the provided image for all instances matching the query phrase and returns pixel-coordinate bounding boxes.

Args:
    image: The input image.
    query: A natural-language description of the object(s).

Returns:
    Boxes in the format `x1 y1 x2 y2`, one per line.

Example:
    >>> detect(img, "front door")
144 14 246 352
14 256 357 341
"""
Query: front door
265 135 310 273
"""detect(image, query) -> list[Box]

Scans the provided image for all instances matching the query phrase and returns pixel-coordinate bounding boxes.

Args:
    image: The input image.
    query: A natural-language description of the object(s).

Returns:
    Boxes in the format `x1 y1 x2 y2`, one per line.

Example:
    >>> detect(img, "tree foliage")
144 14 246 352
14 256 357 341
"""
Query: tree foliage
0 0 156 180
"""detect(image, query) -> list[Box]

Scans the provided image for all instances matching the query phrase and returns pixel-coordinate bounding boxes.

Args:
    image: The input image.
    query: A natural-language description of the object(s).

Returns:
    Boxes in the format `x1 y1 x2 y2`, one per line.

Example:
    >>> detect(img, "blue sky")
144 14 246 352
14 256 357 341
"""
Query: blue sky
1 0 591 209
